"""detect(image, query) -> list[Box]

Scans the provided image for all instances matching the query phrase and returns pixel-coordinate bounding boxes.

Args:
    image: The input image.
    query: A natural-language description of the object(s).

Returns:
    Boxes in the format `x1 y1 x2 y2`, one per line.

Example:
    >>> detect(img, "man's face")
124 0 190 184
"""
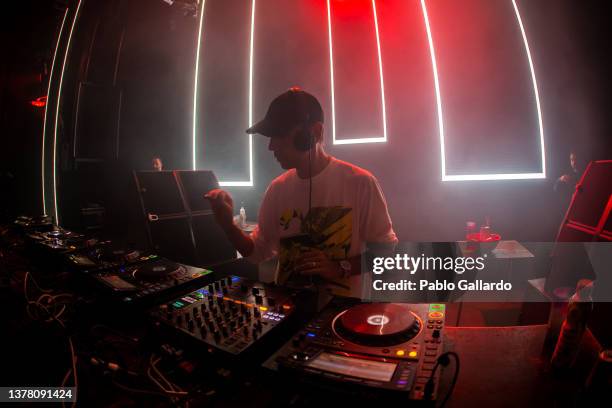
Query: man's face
152 158 163 171
570 153 577 170
267 126 305 170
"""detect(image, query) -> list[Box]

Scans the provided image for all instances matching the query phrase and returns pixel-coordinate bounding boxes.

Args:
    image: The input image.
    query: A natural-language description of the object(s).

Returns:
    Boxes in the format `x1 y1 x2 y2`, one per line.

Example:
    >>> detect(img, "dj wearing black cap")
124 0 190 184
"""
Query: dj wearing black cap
205 87 397 297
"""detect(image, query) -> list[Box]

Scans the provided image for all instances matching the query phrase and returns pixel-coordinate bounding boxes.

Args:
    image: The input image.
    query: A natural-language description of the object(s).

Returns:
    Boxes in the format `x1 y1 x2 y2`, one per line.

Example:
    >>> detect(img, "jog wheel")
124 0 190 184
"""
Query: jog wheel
333 303 422 347
132 260 182 282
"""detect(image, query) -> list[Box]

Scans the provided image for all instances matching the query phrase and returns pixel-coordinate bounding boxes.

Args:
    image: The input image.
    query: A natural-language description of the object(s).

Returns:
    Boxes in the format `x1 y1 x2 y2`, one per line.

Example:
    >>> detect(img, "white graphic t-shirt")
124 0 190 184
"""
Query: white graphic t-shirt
248 157 397 297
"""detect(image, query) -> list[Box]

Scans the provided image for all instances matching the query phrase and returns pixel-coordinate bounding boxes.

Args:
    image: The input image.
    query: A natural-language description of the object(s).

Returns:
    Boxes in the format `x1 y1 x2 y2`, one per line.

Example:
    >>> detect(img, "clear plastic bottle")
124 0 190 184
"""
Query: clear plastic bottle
239 202 247 228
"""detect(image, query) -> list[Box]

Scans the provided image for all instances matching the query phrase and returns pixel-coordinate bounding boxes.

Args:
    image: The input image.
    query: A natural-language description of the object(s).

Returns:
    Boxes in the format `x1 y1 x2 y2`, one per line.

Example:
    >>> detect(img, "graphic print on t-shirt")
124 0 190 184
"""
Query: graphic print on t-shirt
278 206 352 283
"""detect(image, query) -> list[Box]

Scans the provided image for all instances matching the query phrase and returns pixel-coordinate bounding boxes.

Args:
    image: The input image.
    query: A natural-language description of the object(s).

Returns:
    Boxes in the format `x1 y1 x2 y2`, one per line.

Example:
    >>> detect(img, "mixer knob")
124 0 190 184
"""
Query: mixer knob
254 308 260 318
187 320 194 330
432 329 440 339
255 295 263 305
252 328 258 339
213 329 220 341
243 326 249 337
221 326 228 337
203 310 210 319
199 325 207 335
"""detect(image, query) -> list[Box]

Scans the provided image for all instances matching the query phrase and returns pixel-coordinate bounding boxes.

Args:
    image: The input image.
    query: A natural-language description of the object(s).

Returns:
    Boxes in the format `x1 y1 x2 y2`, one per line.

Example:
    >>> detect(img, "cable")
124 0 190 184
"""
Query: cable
22 272 77 408
149 355 181 393
111 378 180 398
307 143 314 290
423 351 460 408
58 337 78 408
308 142 312 236
146 353 189 408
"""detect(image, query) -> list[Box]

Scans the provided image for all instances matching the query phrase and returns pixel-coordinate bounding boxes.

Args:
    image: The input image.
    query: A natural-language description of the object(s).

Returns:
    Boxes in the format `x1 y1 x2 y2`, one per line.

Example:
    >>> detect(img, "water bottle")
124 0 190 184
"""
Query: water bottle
239 202 247 228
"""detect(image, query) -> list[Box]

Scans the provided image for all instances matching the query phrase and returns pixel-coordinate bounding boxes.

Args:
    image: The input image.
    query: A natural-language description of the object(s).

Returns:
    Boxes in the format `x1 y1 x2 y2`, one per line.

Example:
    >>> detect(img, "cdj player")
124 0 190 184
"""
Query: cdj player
268 297 446 401
89 257 216 305
66 241 152 273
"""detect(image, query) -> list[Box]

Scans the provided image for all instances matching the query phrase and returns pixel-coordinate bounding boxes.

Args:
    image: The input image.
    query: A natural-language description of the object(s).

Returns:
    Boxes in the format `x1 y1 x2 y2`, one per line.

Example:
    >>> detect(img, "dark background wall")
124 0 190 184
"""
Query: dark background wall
2 0 611 246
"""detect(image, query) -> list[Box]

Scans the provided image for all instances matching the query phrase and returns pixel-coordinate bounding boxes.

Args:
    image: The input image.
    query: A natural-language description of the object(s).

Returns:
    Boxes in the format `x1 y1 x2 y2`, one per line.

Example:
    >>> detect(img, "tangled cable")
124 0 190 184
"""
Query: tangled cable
22 271 77 408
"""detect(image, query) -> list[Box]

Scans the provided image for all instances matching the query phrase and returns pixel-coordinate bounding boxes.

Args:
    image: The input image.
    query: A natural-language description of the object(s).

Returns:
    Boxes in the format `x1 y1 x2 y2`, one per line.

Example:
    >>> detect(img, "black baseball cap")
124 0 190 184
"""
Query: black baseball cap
246 87 324 137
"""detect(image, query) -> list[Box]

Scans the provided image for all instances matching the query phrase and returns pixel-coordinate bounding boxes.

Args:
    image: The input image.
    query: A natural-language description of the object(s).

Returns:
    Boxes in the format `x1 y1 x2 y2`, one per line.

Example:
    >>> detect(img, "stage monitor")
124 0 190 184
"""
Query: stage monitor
563 160 612 232
176 170 219 212
133 171 186 216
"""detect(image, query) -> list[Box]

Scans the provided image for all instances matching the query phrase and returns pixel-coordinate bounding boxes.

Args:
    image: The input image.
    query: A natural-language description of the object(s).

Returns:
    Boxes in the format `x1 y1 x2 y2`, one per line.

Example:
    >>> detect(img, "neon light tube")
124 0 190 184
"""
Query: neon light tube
52 0 83 224
42 8 69 215
420 0 545 181
326 0 387 145
193 0 253 187
192 0 206 170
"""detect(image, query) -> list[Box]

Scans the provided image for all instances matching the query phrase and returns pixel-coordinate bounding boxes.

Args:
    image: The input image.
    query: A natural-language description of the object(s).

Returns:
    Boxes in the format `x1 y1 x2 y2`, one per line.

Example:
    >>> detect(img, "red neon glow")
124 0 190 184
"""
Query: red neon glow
31 96 47 108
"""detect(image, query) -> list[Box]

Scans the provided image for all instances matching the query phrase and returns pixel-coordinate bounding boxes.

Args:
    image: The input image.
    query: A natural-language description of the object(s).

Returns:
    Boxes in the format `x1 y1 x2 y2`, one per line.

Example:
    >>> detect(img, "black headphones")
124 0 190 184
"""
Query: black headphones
289 87 315 152
294 122 313 152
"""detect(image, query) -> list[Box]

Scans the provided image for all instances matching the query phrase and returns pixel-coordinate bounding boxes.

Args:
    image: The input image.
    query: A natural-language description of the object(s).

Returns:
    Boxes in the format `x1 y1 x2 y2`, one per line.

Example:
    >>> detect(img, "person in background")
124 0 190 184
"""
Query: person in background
554 151 581 192
152 156 163 172
554 151 584 223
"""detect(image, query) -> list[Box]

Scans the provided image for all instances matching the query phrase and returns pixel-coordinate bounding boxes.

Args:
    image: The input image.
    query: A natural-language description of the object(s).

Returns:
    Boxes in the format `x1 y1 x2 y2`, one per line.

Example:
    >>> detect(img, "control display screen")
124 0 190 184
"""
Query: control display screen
307 352 397 382
99 275 137 290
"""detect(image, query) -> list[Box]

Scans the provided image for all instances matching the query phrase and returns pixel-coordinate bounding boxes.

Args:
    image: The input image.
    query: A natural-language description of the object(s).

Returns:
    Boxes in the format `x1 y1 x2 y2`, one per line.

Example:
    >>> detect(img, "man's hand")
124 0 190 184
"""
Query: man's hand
204 189 234 230
558 174 570 183
295 249 342 280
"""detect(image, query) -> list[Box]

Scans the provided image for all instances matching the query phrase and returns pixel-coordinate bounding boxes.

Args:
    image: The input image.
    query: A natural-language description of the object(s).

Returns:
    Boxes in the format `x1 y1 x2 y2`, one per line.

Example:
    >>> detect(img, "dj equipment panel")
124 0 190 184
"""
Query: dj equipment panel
269 297 446 400
150 276 309 358
66 241 151 273
89 258 216 305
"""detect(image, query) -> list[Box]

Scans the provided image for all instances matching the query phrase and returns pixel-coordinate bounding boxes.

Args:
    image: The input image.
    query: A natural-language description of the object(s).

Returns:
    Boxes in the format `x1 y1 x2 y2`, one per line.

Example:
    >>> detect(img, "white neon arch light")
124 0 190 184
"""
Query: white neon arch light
42 8 69 216
420 0 546 181
192 0 254 187
192 1 206 171
52 0 83 224
326 0 388 145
